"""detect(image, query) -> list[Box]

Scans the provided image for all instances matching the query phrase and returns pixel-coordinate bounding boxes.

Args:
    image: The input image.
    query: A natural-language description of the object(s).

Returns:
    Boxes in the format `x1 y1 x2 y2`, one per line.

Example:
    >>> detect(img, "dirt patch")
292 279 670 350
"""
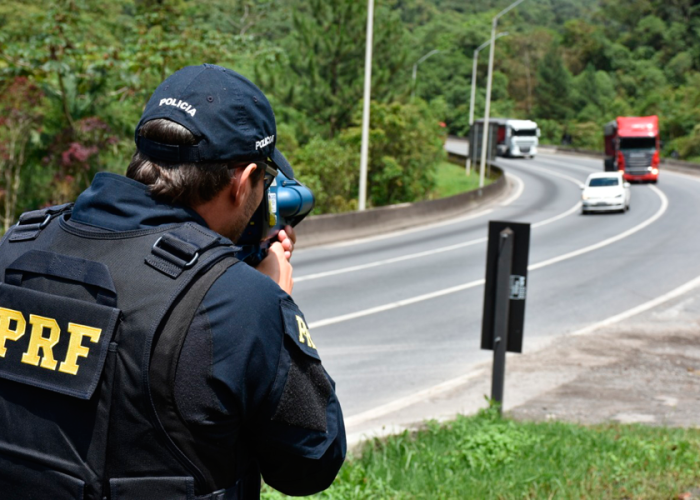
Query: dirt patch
507 294 700 427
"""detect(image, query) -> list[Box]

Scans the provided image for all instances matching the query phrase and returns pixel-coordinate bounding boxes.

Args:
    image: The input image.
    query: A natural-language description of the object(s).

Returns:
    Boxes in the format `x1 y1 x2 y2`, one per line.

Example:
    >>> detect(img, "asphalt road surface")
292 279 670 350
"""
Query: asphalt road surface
291 145 700 442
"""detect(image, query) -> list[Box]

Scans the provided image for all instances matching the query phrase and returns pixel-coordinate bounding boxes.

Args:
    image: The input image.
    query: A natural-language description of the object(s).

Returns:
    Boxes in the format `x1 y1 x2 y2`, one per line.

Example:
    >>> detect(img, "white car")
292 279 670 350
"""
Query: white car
581 172 631 214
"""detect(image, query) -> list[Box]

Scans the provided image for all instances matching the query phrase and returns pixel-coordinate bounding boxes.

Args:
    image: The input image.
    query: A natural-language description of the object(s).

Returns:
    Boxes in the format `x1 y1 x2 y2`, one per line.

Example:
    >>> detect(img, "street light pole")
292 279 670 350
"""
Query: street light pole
358 0 375 211
412 49 440 101
479 0 528 189
466 32 507 176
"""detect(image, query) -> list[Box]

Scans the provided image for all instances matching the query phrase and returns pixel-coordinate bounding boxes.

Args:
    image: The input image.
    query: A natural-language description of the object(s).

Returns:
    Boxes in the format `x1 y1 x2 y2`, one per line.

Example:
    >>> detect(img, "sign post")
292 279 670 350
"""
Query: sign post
481 221 531 413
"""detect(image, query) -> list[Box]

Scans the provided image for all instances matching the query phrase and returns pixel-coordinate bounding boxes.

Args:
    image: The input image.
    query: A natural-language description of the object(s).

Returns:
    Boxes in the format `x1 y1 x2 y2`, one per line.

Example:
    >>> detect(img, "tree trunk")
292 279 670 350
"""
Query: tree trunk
2 121 30 233
3 161 11 234
56 69 76 132
10 124 27 229
3 132 17 233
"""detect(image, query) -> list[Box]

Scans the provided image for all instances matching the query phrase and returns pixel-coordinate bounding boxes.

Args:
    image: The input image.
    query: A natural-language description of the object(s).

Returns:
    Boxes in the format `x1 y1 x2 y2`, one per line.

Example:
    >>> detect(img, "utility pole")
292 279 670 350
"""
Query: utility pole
412 49 440 101
358 0 375 211
467 33 508 176
479 0 528 188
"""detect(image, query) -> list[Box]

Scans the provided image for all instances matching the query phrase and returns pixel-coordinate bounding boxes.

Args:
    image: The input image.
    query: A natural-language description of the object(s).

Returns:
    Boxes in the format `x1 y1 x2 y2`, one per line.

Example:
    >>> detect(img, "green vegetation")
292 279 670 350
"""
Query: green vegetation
430 160 490 199
262 408 700 499
2 0 699 227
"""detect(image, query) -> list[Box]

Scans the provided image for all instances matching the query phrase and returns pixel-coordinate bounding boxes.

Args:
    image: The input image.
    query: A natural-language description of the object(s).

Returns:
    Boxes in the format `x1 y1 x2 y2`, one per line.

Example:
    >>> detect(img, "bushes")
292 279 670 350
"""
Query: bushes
290 138 359 214
672 124 700 161
290 100 447 214
342 100 446 208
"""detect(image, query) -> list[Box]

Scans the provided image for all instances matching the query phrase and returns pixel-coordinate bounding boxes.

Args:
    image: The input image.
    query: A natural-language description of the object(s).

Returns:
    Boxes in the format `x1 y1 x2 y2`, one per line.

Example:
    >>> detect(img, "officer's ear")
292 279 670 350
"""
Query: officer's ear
230 163 258 208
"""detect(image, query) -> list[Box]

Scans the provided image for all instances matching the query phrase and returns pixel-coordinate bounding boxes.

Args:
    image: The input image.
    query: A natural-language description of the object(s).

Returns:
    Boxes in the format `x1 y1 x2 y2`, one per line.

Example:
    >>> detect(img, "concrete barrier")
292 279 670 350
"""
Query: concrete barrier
659 157 700 176
295 165 506 248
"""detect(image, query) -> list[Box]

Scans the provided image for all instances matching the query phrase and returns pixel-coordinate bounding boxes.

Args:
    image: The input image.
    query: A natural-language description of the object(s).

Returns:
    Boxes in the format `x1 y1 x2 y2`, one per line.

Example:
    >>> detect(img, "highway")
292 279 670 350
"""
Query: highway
291 144 700 435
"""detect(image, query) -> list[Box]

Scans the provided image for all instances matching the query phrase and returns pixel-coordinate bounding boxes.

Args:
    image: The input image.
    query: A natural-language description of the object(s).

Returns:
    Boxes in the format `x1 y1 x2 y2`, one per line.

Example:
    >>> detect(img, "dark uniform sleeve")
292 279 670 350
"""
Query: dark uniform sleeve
255 298 346 496
176 264 345 496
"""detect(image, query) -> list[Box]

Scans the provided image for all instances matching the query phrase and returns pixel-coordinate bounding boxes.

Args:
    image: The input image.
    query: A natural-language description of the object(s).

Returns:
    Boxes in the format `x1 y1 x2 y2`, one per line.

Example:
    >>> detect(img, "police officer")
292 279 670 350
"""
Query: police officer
0 64 345 499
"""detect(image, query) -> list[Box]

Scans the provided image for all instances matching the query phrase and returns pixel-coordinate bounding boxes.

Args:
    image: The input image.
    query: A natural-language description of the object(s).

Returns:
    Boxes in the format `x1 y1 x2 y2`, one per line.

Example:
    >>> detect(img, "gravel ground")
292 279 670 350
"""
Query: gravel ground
508 287 700 427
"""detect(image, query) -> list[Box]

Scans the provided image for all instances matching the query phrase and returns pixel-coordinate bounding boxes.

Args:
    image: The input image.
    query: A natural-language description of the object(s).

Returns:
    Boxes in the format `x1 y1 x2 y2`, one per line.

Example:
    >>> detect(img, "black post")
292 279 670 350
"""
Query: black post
491 228 514 413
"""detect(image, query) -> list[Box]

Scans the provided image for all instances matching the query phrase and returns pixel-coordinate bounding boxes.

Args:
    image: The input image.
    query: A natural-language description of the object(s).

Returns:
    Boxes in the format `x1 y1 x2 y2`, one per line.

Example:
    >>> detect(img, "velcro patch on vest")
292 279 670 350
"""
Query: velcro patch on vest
280 300 320 361
0 283 119 400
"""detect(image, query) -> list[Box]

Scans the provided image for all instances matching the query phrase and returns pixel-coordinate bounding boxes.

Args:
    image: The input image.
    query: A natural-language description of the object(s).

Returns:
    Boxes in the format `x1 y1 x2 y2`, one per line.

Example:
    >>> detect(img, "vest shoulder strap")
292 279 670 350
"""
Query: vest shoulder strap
6 203 73 243
149 255 240 491
145 223 235 279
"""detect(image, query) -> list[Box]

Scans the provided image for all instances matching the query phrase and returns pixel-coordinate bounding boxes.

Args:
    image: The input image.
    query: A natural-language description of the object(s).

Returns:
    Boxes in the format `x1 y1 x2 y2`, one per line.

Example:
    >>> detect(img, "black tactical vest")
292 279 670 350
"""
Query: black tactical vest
0 205 247 499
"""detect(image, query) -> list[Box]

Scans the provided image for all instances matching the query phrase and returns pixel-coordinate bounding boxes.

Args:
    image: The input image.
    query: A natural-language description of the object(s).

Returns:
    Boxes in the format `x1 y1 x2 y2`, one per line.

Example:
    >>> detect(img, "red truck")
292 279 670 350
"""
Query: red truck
603 115 660 183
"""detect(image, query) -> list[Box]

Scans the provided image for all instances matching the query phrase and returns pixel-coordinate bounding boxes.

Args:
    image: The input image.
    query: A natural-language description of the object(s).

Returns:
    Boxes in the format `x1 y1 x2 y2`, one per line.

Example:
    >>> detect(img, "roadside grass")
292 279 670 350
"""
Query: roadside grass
429 160 492 200
262 407 700 499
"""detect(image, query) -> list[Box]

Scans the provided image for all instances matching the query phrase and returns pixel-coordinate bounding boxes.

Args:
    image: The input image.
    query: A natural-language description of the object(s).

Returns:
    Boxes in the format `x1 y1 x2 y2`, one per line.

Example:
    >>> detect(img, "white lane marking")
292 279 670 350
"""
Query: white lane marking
298 197 577 284
309 280 485 328
531 202 581 228
345 270 700 427
296 239 487 283
344 368 485 428
538 151 700 182
662 168 700 182
300 209 492 253
529 185 667 271
498 172 524 206
540 168 584 185
296 173 523 253
569 272 700 337
297 174 573 283
308 185 667 329
503 161 585 186
532 154 600 173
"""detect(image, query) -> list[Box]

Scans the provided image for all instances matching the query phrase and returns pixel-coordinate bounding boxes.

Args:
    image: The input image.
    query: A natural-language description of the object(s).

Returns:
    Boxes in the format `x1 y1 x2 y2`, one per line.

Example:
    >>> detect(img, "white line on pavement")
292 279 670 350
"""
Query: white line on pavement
570 272 700 337
296 173 523 253
345 271 700 429
298 208 492 253
344 368 485 428
529 185 667 270
308 280 485 328
531 201 581 228
297 174 577 283
308 185 668 329
296 239 488 283
509 162 584 185
498 172 525 206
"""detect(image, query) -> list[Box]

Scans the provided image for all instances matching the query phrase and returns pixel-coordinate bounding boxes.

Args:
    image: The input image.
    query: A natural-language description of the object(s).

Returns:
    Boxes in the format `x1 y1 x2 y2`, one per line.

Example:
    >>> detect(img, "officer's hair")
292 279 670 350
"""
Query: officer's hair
127 119 263 206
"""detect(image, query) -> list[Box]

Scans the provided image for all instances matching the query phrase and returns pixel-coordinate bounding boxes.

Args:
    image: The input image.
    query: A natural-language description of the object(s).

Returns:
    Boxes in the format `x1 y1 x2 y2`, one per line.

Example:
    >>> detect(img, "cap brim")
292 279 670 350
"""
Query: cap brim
270 148 295 179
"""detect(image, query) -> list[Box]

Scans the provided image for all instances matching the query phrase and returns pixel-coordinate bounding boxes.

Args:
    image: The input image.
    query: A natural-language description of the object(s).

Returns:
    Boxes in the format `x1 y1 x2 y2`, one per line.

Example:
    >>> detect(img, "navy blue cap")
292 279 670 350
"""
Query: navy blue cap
135 64 293 179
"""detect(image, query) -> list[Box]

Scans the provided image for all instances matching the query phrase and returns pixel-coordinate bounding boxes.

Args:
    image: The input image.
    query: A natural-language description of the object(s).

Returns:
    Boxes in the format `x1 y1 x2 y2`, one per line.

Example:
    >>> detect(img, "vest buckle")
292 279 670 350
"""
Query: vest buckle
9 204 73 242
145 224 230 278
153 236 199 269
146 231 204 278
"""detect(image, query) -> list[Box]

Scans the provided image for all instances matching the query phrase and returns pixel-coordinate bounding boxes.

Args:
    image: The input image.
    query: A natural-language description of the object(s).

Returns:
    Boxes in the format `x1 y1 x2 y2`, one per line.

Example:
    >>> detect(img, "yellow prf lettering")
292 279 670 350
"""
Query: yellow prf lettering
0 307 26 357
21 315 61 370
58 323 102 375
296 315 316 349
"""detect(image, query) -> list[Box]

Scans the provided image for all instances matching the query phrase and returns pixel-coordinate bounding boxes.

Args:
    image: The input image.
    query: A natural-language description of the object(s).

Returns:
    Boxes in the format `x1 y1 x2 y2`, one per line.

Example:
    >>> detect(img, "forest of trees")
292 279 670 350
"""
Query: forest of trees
1 0 699 228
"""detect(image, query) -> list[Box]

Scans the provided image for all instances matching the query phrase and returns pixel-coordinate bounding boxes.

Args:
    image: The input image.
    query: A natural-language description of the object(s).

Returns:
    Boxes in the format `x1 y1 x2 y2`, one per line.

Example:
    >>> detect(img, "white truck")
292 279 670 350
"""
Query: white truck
474 118 540 158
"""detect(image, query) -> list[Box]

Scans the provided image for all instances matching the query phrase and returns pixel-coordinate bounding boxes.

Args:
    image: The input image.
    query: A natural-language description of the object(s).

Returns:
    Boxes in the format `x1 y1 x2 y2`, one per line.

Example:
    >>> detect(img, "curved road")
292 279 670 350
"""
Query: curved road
291 146 700 435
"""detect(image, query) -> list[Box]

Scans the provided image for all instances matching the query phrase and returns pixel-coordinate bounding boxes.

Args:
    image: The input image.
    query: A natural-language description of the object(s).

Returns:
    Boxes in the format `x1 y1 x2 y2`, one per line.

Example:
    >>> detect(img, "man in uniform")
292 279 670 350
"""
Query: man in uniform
0 64 345 499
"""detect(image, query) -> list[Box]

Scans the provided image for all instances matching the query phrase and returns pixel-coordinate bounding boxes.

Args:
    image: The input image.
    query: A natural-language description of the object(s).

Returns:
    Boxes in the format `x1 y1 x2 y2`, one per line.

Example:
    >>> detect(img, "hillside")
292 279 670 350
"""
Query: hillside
1 0 698 223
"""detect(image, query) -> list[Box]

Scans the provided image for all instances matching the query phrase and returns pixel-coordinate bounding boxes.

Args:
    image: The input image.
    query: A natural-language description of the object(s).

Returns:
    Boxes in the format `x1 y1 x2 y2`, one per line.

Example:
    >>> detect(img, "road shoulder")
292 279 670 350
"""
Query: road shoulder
348 277 700 450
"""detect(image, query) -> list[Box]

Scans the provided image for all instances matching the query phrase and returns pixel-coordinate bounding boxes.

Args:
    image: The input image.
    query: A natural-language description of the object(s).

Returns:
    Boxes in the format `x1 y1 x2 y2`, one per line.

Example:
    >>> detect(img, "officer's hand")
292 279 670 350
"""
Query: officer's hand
278 225 296 260
257 241 293 294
